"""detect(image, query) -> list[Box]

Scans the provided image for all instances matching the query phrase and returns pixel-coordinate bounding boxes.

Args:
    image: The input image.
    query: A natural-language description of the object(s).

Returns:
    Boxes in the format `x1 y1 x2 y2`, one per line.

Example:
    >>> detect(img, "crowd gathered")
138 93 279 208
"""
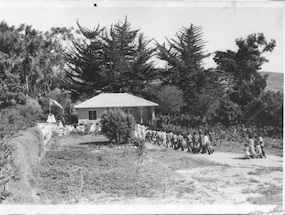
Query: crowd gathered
134 124 214 155
134 124 267 159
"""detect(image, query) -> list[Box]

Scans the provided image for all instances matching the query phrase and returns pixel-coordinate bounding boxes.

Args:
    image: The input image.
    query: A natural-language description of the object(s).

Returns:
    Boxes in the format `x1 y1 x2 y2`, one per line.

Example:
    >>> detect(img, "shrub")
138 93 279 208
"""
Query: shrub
0 99 42 139
100 108 135 145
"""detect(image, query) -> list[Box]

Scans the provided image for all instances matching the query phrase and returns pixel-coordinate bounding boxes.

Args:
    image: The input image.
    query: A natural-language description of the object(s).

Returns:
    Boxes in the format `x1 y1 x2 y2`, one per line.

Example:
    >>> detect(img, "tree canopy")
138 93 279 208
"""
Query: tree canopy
64 18 156 99
0 21 69 107
214 33 276 107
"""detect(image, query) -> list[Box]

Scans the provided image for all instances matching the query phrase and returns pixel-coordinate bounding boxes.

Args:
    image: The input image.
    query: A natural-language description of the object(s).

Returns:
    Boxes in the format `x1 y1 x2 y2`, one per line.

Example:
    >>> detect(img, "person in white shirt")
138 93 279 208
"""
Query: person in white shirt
204 132 214 155
259 134 266 158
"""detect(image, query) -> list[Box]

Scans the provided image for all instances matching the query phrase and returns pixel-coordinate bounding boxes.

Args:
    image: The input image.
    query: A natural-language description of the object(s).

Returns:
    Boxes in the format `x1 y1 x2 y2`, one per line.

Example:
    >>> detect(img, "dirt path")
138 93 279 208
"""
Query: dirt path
145 142 282 168
186 152 282 168
142 142 283 205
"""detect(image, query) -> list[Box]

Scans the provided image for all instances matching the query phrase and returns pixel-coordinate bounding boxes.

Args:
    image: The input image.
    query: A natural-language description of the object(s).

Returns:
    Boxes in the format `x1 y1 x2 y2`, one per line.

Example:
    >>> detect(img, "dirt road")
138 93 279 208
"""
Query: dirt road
128 142 283 205
187 152 282 168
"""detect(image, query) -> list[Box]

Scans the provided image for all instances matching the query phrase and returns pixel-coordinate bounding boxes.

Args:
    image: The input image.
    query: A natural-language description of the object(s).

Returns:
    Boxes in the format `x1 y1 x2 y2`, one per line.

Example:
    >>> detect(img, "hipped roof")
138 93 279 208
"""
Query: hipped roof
74 93 158 109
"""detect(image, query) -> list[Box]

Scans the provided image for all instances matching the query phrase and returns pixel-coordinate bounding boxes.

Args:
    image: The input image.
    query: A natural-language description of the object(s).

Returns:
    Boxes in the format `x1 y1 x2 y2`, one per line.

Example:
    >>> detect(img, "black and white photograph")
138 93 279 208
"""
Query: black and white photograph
0 0 283 214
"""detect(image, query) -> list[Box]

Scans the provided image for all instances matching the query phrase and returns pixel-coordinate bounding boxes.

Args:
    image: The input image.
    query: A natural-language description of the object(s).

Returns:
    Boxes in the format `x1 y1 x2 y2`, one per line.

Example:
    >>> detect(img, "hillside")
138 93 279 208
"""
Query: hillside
259 71 284 93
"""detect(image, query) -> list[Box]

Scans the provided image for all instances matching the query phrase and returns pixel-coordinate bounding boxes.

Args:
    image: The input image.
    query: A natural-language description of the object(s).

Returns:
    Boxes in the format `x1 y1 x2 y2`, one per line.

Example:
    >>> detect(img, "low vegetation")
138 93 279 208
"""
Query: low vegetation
37 148 177 203
244 184 282 205
247 167 283 176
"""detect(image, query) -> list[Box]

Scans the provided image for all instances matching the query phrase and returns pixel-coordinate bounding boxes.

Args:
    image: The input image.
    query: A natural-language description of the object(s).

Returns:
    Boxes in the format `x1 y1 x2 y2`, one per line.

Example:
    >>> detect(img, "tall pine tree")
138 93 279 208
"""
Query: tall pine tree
64 18 156 99
64 23 105 99
156 24 223 116
102 19 156 93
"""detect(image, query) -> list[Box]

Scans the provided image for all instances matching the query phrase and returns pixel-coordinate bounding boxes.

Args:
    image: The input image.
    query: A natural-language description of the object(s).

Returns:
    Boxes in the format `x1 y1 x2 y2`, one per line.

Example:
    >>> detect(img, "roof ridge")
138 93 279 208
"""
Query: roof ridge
74 92 158 108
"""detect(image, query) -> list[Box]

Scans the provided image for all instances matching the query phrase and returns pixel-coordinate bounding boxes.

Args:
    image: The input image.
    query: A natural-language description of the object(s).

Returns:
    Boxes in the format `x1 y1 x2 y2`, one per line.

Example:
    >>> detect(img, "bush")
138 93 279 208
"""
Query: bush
100 108 136 145
0 98 42 139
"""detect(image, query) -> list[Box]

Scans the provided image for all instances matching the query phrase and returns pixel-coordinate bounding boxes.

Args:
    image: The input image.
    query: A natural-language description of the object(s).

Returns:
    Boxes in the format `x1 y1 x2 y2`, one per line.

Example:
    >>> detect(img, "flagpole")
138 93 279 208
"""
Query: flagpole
49 98 51 115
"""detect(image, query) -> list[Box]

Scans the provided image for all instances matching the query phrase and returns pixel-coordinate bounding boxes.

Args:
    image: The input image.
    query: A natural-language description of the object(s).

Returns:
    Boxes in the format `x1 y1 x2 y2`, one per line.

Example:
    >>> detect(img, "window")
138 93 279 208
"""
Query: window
88 110 97 120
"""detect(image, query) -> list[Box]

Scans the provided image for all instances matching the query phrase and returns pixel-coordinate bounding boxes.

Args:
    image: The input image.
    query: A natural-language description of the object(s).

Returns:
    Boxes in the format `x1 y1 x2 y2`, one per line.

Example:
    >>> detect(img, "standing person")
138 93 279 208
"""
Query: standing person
199 131 206 154
172 133 178 149
244 142 251 159
166 132 171 148
204 132 214 154
151 130 157 144
248 134 257 158
259 133 266 158
179 133 188 151
187 132 193 153
176 133 184 150
254 133 263 158
156 131 162 146
169 131 174 148
145 129 151 142
209 130 215 146
193 132 199 153
162 130 167 147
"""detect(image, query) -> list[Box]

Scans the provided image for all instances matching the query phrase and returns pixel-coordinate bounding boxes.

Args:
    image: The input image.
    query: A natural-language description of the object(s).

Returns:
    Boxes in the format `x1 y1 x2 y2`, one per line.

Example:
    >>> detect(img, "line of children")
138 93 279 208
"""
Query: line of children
146 129 214 155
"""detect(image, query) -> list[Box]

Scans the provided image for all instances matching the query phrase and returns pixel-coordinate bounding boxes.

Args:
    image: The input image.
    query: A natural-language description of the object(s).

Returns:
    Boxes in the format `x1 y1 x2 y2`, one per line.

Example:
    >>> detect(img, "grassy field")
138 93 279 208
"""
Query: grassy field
37 147 177 204
31 134 283 204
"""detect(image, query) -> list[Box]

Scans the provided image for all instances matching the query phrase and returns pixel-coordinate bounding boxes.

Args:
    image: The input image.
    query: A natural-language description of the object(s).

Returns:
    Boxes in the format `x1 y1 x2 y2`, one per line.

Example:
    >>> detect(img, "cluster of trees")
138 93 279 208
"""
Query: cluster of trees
0 19 283 137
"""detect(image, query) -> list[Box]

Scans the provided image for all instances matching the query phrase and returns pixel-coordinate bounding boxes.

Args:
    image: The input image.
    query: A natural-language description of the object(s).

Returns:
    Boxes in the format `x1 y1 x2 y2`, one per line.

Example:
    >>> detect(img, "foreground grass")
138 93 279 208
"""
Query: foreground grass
243 184 283 205
37 148 177 203
248 167 283 176
36 135 282 204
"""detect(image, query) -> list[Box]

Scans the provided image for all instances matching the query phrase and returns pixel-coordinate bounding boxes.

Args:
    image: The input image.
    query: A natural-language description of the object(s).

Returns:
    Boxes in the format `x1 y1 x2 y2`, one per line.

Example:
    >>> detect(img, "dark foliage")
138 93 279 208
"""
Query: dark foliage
214 33 276 107
64 18 157 99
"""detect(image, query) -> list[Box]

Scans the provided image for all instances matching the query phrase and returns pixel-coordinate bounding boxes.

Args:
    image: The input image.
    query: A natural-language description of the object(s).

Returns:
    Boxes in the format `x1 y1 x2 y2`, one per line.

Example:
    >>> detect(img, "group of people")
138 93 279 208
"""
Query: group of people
145 129 215 155
137 125 267 159
244 133 266 159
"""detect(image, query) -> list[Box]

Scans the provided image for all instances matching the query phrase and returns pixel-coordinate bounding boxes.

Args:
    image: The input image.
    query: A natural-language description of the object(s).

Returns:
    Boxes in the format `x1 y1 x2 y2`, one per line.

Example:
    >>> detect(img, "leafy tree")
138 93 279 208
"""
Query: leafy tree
215 98 242 126
243 90 283 129
0 53 26 108
156 24 211 108
157 85 184 115
100 108 136 145
214 33 276 107
0 21 69 100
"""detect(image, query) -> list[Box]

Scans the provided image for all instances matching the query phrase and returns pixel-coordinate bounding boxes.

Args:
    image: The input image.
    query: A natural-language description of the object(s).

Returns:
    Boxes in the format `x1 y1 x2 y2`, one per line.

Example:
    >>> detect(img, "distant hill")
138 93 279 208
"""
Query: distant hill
259 71 284 93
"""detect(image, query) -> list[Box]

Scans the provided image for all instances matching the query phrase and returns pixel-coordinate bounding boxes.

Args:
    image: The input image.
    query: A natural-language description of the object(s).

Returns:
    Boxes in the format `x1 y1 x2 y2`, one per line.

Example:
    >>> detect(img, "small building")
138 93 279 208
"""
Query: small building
74 93 158 125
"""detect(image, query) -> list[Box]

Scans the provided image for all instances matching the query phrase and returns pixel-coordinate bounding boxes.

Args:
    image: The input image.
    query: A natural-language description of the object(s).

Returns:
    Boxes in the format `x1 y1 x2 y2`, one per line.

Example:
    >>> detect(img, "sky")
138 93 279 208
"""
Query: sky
0 0 284 73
